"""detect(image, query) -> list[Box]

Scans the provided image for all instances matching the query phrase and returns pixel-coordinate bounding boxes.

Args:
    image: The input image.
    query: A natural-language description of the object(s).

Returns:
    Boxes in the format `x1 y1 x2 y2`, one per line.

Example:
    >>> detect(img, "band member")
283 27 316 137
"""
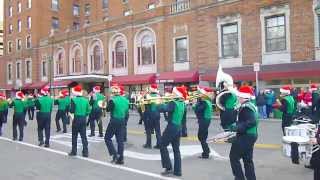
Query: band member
311 84 320 123
229 85 258 180
137 91 145 125
89 86 105 137
26 93 35 120
310 123 320 180
159 86 187 177
69 85 90 157
10 91 27 141
35 86 54 147
55 90 70 133
0 93 8 136
104 84 129 164
120 85 130 142
215 66 238 131
276 85 295 135
143 84 161 149
181 86 188 137
193 86 213 159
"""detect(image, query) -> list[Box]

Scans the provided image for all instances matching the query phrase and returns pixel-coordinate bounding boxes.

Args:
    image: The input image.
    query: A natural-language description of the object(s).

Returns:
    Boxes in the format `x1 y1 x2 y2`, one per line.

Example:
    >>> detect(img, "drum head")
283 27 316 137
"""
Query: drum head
282 136 309 144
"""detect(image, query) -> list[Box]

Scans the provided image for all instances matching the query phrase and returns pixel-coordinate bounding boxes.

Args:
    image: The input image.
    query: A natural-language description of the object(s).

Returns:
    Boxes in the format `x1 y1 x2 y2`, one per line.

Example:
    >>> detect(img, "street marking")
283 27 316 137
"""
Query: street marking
127 129 282 150
125 145 228 161
0 137 180 180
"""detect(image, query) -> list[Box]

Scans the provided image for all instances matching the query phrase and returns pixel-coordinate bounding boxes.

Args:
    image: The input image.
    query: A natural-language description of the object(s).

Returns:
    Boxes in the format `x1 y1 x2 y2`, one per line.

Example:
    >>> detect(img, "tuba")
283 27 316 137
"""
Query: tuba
215 65 239 111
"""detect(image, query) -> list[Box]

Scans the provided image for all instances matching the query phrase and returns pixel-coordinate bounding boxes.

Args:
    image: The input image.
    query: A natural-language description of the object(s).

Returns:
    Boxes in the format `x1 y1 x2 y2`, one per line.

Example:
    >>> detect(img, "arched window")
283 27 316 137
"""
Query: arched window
56 52 63 75
73 49 81 73
113 41 126 68
92 45 101 71
136 30 155 66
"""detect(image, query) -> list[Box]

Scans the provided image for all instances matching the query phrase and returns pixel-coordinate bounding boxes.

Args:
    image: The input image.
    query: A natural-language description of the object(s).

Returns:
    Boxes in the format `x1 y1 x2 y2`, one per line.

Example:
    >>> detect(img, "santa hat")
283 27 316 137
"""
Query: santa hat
93 86 101 93
16 91 25 100
0 93 6 100
59 89 69 97
72 85 83 96
41 85 50 96
310 83 318 91
236 85 255 99
120 85 125 96
197 86 214 97
111 83 120 94
280 85 292 95
172 86 188 100
149 84 159 93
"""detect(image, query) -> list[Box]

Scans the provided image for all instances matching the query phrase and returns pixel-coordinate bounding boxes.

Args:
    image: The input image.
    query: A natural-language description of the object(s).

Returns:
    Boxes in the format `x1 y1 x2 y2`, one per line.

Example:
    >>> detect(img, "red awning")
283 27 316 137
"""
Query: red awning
201 61 320 82
157 70 199 83
24 82 48 90
0 84 14 90
111 74 156 85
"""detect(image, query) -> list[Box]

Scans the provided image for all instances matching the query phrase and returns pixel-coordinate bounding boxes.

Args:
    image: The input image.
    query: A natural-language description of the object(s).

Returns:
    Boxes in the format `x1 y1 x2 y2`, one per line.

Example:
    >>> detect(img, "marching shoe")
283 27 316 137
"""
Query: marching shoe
99 134 103 138
111 155 118 163
115 159 124 165
153 145 160 149
88 134 95 137
143 144 152 149
68 152 77 156
44 144 50 148
38 141 44 146
161 168 173 176
82 153 89 158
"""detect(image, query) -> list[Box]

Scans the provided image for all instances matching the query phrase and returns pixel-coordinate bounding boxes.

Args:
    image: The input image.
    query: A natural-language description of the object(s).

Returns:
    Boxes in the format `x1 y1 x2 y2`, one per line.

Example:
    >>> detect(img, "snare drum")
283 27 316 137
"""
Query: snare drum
282 136 309 158
296 123 317 137
285 126 308 137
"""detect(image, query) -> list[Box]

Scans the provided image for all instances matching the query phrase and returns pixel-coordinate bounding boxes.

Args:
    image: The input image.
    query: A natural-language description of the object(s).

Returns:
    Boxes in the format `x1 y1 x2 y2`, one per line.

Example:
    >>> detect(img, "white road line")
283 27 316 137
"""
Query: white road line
0 137 180 180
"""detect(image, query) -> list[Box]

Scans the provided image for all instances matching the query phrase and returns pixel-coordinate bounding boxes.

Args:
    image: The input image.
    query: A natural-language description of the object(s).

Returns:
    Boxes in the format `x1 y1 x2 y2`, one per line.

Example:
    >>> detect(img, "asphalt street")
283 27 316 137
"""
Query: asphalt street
0 109 313 180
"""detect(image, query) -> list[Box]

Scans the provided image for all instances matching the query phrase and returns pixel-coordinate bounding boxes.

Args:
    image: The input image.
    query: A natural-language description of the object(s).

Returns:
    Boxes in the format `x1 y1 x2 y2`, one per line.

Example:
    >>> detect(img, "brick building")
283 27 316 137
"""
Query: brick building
1 0 320 96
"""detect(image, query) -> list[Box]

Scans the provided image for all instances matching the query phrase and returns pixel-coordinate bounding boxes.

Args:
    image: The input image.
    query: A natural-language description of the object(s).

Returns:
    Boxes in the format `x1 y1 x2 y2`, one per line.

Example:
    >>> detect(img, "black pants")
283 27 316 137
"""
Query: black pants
198 120 211 157
89 108 103 136
282 114 293 136
13 113 25 141
104 119 125 161
160 123 181 176
181 117 187 137
28 106 35 120
266 104 273 118
71 116 88 155
145 113 161 147
0 114 3 136
124 116 129 142
37 112 51 145
138 107 144 124
55 110 67 132
229 134 257 180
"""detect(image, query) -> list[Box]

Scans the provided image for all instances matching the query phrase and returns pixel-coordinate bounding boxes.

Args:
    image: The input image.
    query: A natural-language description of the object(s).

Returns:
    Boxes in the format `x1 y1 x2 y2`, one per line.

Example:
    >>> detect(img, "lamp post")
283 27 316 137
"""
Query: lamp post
49 29 55 95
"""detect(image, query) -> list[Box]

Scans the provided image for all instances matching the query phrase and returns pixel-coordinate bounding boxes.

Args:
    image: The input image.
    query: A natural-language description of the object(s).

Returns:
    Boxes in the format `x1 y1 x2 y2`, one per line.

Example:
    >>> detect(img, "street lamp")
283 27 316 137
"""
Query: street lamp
49 29 55 95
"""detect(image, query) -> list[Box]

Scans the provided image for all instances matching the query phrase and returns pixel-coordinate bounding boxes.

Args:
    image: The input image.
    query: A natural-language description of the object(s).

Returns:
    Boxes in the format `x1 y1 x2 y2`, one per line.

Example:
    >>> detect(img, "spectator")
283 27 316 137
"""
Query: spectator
256 90 267 119
265 89 275 118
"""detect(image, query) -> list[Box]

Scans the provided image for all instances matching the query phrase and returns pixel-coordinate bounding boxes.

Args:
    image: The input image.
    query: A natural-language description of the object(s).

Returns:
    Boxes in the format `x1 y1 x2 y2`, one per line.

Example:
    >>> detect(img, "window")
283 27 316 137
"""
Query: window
26 36 31 48
26 60 31 79
7 64 12 81
9 24 13 34
221 23 239 57
16 62 21 79
102 0 108 9
9 6 13 17
17 39 22 50
140 35 155 65
175 37 188 63
27 16 32 29
52 17 59 29
18 20 21 32
73 21 80 31
265 15 286 52
124 10 132 16
73 4 80 16
8 41 13 53
42 61 47 77
27 0 32 9
113 41 126 68
56 51 64 75
17 2 22 13
91 45 101 71
147 3 156 10
85 4 91 16
72 48 81 73
52 0 59 11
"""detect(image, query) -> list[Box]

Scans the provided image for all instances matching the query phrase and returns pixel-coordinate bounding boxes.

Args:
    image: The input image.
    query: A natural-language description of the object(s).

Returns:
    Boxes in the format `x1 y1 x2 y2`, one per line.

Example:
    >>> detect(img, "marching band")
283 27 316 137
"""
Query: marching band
0 66 320 179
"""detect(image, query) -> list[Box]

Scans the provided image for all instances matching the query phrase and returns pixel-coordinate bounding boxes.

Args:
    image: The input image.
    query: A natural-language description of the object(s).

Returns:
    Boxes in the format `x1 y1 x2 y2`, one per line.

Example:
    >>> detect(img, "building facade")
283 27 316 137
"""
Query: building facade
1 0 320 95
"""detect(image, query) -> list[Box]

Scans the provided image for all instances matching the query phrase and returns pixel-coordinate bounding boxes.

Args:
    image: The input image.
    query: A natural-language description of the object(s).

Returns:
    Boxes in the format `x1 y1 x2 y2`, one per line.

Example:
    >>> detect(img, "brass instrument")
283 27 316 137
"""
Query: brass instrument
98 100 107 109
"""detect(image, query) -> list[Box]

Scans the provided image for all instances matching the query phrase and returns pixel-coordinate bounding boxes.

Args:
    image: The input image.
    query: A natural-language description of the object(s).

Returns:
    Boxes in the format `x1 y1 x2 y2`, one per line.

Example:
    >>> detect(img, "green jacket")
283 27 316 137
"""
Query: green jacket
0 100 9 112
172 100 186 127
11 99 26 113
109 95 129 120
55 97 70 111
36 96 54 113
91 93 106 110
71 96 90 117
